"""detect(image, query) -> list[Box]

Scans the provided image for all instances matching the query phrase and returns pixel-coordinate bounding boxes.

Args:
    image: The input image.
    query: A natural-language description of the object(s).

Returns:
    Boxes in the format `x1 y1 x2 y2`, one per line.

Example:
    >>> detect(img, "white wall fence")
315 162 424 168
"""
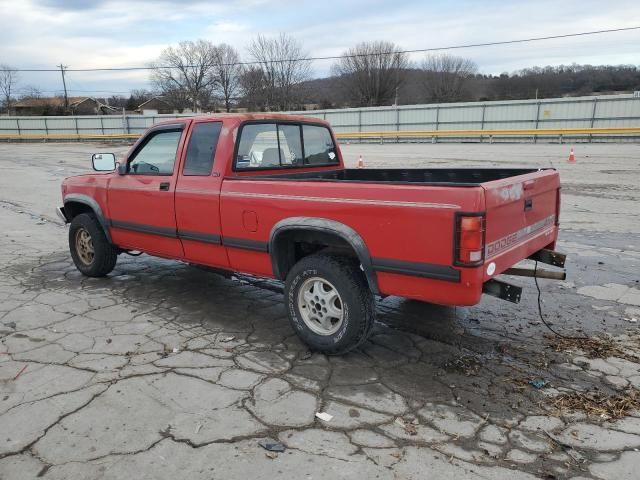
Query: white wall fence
1 94 639 143
293 94 640 133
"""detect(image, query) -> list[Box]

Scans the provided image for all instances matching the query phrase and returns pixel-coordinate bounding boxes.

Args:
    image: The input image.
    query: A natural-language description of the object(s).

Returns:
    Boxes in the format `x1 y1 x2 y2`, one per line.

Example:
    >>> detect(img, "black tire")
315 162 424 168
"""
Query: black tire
69 213 117 277
284 254 375 355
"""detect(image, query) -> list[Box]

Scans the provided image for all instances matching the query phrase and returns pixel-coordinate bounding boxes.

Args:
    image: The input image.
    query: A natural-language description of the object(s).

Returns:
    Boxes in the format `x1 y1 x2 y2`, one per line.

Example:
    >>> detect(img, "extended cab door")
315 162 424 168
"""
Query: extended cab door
174 120 229 267
106 124 186 258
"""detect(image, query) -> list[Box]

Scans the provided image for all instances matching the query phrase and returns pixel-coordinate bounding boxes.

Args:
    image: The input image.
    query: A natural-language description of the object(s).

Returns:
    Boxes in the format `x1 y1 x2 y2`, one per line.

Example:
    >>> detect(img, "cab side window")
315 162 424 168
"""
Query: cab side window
183 122 223 176
235 122 336 170
129 129 182 175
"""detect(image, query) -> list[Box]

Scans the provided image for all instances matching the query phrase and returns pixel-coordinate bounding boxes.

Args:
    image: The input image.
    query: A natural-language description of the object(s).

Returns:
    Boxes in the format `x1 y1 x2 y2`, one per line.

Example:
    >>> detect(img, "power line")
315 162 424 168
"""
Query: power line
14 89 133 95
9 26 640 73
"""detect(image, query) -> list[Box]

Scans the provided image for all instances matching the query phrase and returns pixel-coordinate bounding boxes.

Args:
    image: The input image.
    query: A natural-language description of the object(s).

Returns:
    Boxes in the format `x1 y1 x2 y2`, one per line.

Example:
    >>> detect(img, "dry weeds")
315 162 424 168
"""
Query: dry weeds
549 389 640 419
547 335 639 362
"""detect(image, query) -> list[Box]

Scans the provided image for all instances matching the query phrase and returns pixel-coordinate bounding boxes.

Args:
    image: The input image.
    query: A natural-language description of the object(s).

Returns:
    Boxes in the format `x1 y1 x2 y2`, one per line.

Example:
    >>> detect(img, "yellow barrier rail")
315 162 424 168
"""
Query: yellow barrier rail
0 127 639 141
0 133 141 140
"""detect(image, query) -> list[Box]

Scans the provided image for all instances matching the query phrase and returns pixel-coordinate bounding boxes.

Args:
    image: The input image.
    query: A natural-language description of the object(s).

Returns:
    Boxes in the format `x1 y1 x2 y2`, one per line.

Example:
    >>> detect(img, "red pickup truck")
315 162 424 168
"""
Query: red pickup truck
58 114 564 354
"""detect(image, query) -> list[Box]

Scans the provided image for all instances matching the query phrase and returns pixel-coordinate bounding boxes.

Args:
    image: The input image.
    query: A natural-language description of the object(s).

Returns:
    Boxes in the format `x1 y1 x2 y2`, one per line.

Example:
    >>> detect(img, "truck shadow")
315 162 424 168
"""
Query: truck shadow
20 250 617 428
27 252 493 354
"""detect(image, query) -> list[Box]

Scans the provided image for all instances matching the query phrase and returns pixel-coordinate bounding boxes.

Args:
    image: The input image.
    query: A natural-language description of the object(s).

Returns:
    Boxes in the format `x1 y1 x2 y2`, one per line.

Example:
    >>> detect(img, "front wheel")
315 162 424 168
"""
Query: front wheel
69 213 118 277
284 254 375 354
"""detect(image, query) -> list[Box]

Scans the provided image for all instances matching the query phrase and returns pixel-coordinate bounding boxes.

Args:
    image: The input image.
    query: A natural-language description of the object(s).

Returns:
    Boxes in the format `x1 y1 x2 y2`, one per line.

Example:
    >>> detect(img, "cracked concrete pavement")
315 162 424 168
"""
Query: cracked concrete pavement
1 142 640 479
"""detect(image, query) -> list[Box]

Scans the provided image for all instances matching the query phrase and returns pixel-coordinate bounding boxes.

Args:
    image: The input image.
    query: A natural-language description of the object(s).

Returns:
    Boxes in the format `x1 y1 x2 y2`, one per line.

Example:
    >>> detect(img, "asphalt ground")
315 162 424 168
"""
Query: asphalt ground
0 141 639 479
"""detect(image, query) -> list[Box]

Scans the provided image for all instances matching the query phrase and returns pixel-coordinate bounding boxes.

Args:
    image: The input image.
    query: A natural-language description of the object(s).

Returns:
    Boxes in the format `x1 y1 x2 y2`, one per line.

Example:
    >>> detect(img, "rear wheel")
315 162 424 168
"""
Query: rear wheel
69 213 117 277
284 254 375 354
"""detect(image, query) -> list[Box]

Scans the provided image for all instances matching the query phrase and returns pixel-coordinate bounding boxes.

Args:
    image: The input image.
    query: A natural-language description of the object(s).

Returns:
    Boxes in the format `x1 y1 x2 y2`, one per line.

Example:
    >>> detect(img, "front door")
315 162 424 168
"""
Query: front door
107 124 185 258
174 120 228 267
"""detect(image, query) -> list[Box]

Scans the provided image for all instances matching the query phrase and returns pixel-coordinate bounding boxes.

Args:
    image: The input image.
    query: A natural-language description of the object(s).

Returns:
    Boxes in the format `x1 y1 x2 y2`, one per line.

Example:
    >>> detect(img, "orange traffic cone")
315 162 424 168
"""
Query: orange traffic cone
357 155 364 168
567 147 576 163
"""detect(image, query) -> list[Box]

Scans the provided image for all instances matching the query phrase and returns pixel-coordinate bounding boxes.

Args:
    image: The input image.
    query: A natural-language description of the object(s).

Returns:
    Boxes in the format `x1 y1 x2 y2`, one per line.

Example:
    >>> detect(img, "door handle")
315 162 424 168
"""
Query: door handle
159 182 170 191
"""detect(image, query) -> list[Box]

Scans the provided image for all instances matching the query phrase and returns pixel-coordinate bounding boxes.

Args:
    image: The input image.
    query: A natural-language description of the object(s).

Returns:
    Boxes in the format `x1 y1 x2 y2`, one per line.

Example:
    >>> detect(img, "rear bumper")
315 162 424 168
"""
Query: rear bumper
375 224 560 307
376 268 484 306
56 206 69 223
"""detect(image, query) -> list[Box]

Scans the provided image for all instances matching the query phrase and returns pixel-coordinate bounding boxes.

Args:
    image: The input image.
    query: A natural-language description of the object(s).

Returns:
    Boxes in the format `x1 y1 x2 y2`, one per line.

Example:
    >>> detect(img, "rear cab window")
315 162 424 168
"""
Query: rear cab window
235 122 338 170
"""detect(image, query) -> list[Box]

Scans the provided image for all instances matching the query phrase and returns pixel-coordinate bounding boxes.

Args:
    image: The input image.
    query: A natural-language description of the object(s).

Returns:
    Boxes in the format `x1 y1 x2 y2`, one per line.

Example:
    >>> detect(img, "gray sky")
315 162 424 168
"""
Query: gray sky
1 0 639 97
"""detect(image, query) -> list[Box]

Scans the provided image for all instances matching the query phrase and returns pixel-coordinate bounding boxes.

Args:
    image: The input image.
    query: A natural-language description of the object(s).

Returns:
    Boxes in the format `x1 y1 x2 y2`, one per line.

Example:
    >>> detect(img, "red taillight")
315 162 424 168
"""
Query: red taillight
455 214 485 266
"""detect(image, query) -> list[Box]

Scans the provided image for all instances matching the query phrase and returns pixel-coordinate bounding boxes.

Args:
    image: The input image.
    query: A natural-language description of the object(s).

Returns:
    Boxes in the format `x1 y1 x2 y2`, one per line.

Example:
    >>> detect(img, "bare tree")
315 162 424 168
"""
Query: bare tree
212 44 243 112
239 66 268 111
247 33 312 110
150 40 218 112
19 85 42 100
0 65 18 113
125 89 154 110
159 85 192 112
106 95 128 109
332 41 408 107
421 54 478 102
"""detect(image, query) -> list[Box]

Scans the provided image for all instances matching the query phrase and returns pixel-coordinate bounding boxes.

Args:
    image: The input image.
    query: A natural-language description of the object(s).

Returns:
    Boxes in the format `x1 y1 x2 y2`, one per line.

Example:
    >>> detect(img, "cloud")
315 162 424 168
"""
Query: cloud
2 0 639 95
33 0 110 9
32 0 243 9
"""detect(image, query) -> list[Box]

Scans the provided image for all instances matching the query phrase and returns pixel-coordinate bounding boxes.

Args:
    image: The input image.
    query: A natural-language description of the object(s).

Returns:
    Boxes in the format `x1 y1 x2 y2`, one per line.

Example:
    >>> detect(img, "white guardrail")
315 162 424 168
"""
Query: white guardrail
1 94 639 143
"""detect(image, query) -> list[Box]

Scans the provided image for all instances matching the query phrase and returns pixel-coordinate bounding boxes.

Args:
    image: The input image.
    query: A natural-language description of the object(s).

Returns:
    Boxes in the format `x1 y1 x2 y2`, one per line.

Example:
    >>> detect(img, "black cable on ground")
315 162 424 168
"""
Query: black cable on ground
533 261 588 340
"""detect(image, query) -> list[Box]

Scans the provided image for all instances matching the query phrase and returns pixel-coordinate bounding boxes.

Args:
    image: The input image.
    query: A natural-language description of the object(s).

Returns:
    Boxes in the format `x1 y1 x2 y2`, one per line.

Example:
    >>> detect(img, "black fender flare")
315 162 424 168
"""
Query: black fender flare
63 193 113 243
269 217 379 295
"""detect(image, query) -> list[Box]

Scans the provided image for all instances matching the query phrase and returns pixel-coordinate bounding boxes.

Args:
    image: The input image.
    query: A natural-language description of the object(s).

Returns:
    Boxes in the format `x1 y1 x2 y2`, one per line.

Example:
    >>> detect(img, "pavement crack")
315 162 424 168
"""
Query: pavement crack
0 384 108 460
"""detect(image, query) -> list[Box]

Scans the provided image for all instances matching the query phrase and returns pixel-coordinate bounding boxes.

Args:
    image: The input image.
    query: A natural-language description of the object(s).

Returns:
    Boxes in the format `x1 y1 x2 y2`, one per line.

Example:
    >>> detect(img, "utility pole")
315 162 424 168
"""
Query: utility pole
393 53 400 106
59 64 69 112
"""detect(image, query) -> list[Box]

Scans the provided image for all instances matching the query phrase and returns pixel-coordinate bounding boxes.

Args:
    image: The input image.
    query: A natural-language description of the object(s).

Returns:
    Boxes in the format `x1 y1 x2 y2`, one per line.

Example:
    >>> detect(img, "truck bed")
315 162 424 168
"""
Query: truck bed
241 168 542 186
222 165 560 305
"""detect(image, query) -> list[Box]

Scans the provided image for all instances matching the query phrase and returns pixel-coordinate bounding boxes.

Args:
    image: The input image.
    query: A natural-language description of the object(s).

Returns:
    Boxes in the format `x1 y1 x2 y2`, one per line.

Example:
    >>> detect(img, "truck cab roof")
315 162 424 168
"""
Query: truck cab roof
154 113 329 127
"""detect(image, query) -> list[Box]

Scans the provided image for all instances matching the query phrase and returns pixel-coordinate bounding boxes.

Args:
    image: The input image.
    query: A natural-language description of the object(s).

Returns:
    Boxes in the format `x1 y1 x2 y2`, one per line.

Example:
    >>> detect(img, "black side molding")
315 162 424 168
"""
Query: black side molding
371 257 461 283
108 219 271 252
223 237 269 252
110 220 177 238
178 230 221 245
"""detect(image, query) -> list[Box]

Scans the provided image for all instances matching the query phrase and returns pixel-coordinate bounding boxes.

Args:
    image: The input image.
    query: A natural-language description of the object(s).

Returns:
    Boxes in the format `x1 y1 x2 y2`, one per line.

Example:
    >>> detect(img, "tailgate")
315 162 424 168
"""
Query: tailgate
483 169 560 279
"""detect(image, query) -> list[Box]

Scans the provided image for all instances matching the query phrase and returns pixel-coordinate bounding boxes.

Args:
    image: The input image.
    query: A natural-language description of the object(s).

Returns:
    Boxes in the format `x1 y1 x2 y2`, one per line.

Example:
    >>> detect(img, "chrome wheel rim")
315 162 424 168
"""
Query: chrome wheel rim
75 227 95 265
297 277 344 336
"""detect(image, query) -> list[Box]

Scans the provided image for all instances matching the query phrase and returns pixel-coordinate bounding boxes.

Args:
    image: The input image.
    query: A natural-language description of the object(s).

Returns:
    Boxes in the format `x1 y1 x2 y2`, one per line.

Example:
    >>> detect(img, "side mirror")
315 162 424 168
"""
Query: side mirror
116 162 127 175
91 153 116 172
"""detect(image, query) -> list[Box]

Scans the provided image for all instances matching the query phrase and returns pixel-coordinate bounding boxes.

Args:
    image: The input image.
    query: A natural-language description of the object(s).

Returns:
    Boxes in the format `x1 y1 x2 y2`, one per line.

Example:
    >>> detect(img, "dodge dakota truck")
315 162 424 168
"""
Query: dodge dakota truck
58 114 565 354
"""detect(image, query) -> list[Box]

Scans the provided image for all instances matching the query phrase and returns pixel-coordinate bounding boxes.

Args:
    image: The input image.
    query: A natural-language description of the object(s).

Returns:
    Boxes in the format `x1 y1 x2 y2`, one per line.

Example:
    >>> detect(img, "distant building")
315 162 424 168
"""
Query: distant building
136 97 175 115
11 97 119 116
